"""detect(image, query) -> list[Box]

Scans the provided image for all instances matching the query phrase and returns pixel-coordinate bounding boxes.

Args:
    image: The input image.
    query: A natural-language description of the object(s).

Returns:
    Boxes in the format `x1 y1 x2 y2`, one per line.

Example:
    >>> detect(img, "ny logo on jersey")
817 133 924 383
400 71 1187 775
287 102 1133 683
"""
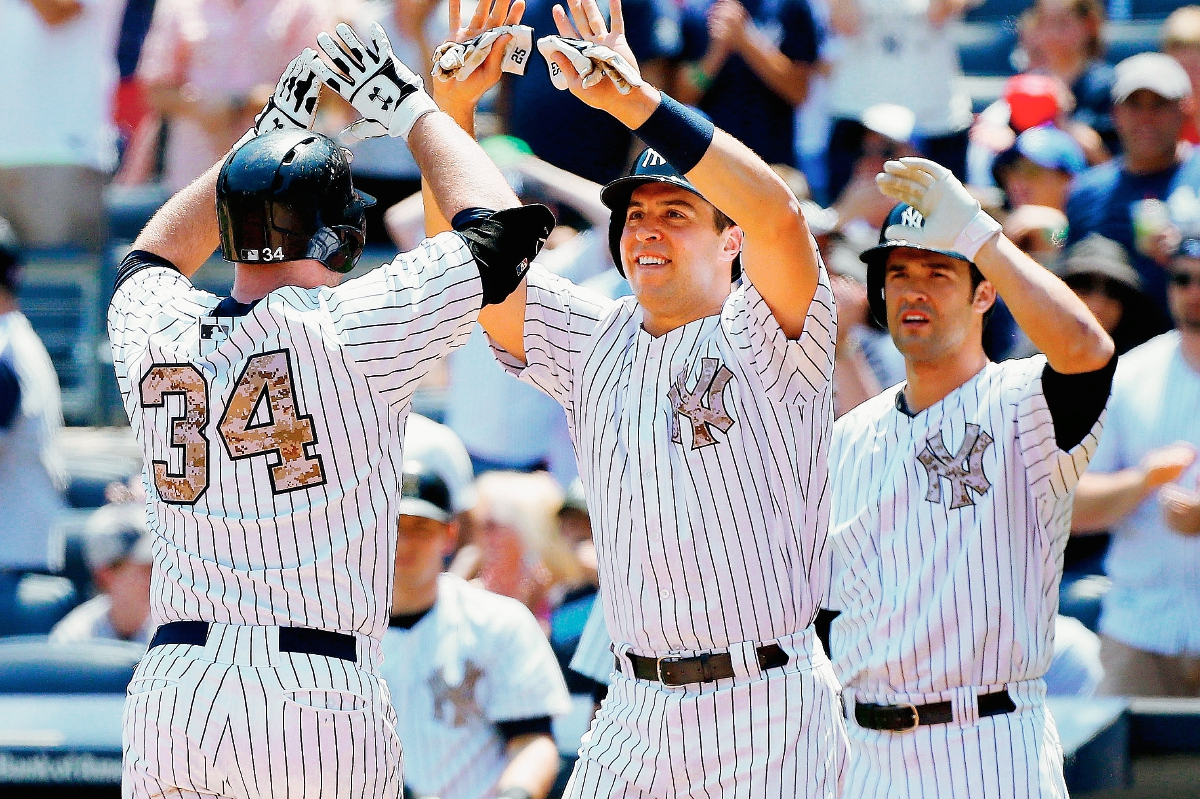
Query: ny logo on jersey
668 358 735 449
428 660 484 727
917 423 995 509
368 86 394 111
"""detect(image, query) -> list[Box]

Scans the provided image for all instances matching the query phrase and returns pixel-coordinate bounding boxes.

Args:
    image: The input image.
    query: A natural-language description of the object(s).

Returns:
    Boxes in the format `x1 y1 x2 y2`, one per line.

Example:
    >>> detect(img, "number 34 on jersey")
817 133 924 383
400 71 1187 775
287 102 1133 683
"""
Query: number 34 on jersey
139 348 326 505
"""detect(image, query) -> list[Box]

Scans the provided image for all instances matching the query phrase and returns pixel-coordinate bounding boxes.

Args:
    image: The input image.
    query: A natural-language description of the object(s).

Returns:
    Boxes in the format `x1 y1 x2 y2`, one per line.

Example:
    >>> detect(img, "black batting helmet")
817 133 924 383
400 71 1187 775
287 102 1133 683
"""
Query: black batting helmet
859 203 986 327
217 130 375 274
600 148 741 280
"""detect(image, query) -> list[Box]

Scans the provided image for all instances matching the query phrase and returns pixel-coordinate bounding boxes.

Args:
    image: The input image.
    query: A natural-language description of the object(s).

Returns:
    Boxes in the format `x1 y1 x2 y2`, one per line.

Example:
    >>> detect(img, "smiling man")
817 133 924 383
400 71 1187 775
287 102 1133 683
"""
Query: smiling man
826 158 1115 798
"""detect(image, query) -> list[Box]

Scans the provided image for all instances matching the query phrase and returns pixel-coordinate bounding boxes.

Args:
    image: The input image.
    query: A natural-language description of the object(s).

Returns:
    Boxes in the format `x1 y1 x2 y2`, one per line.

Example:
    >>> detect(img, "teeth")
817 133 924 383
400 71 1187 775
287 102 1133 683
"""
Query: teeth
637 256 667 265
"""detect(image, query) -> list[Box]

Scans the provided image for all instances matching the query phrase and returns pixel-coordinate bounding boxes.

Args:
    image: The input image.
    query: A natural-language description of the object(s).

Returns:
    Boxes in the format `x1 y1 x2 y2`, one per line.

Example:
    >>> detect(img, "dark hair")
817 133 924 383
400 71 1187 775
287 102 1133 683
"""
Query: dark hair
1026 0 1106 59
713 207 735 233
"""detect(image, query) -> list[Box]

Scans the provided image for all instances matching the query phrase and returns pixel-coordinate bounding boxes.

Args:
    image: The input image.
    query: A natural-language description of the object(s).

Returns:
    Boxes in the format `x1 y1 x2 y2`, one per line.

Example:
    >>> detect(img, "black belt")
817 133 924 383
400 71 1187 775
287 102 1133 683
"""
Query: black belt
854 689 1016 731
149 621 357 663
624 644 789 687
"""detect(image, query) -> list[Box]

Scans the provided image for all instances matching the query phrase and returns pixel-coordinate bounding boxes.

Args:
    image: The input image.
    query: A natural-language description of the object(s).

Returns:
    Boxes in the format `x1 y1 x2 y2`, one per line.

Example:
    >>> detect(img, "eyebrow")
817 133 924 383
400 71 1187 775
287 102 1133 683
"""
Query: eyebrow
627 198 698 210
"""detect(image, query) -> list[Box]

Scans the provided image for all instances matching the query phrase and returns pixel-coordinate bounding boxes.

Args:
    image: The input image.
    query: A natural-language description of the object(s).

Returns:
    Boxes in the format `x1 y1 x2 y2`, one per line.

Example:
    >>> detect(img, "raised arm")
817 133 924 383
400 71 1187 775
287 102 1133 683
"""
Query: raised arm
546 0 819 337
1072 443 1197 533
133 50 327 277
876 157 1114 374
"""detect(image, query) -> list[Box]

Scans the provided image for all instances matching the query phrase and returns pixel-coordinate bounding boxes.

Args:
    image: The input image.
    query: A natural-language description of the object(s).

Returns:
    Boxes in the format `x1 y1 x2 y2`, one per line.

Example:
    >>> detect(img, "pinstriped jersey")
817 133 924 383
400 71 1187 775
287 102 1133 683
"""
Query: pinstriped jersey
492 263 836 657
827 356 1104 696
108 233 481 641
383 575 571 799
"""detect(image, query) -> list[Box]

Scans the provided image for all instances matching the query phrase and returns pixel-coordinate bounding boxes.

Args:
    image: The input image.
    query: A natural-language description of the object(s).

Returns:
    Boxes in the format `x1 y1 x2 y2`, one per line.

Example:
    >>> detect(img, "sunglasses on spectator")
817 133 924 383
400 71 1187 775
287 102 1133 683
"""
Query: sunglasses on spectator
1169 271 1200 289
1067 275 1124 300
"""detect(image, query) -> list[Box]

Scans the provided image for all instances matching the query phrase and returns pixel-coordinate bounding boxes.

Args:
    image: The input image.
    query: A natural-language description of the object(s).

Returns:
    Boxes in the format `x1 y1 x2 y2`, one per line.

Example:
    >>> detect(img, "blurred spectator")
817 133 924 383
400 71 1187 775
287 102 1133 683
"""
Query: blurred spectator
832 103 920 232
114 0 160 146
673 0 822 167
1065 52 1199 335
406 411 478 518
1059 233 1159 353
0 0 124 250
138 0 329 192
504 0 680 184
1072 239 1200 697
824 0 975 202
470 471 585 622
50 503 154 645
992 124 1087 212
830 271 882 417
1016 0 1116 153
1164 5 1200 146
384 460 570 799
1003 204 1068 266
347 0 448 244
0 218 67 632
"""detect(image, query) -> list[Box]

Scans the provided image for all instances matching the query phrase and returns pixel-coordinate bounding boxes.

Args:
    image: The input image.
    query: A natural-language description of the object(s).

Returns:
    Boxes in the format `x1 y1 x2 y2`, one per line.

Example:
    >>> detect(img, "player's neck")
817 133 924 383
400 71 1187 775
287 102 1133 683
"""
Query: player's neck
638 292 728 337
392 579 439 616
231 261 342 303
902 347 989 414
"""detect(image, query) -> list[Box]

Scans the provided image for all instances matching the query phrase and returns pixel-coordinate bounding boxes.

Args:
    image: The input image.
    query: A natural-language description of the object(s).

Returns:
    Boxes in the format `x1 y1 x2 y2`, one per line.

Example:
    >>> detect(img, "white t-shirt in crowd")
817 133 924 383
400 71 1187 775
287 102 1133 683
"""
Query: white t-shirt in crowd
0 0 123 170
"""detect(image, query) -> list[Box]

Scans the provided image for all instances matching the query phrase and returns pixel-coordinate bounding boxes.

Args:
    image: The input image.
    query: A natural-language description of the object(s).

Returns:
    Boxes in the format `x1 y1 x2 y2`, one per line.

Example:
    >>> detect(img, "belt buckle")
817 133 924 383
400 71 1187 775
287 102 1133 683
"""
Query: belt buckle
656 655 683 686
895 702 921 732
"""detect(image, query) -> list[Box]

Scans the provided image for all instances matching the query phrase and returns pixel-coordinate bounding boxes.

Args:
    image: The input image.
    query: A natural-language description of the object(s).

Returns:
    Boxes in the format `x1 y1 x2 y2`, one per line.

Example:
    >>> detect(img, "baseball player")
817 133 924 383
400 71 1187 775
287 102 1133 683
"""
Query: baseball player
826 158 1116 797
110 36 553 797
385 459 571 799
423 0 847 795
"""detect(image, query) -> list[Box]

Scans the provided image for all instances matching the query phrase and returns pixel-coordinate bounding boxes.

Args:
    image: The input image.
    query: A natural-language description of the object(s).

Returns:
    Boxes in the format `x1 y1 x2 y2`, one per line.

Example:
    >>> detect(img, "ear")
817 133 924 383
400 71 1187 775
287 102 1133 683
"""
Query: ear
972 279 997 315
441 519 461 558
93 565 115 593
721 225 744 264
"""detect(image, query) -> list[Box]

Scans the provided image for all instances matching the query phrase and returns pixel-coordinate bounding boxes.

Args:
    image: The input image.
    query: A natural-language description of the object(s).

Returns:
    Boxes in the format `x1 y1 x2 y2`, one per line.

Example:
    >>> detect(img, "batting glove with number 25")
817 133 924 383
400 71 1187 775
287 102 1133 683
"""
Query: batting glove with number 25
313 22 438 141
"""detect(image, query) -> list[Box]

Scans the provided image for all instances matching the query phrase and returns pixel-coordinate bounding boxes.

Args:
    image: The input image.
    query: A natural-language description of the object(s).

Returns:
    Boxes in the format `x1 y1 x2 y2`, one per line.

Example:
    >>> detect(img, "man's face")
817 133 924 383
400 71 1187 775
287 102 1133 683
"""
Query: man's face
1169 256 1200 331
884 248 993 362
395 515 454 587
1066 274 1125 334
1114 90 1186 165
999 155 1073 211
96 559 153 638
620 183 739 311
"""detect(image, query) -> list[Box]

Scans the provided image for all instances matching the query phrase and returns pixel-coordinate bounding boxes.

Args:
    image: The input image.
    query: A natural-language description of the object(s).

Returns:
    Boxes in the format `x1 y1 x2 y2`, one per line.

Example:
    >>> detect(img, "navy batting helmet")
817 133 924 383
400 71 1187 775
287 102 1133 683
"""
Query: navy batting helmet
216 130 375 274
859 203 984 327
600 148 741 280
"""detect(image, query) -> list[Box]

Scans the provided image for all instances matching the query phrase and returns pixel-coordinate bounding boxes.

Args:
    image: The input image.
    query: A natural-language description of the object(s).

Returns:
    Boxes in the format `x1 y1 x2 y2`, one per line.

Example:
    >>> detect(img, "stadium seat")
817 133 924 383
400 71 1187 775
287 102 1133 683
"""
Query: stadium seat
0 574 77 637
956 21 1020 77
1105 20 1164 64
1130 0 1187 20
965 0 1031 22
0 636 142 693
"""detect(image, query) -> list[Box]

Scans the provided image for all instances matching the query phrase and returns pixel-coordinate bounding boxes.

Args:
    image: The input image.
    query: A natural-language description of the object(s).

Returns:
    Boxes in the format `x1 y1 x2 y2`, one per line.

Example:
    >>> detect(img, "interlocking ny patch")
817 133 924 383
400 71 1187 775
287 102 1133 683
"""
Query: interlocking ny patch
428 660 484 727
917 423 995 509
668 358 735 449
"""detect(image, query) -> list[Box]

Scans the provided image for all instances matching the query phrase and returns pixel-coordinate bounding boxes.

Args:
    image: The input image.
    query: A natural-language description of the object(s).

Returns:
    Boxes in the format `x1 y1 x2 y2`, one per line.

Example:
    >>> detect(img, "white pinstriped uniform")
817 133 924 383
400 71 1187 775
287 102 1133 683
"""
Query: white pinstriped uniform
492 264 847 799
827 356 1105 798
108 232 483 798
383 574 571 799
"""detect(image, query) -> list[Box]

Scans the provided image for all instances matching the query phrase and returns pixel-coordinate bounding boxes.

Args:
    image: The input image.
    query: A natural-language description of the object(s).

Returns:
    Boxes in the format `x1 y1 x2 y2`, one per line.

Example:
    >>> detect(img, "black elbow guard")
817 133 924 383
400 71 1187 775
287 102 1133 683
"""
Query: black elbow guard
452 204 555 306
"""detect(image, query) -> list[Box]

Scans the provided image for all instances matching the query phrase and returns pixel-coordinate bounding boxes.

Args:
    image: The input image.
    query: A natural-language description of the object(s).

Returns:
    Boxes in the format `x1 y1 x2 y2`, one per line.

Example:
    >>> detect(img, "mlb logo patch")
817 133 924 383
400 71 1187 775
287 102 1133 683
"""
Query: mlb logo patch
241 249 260 261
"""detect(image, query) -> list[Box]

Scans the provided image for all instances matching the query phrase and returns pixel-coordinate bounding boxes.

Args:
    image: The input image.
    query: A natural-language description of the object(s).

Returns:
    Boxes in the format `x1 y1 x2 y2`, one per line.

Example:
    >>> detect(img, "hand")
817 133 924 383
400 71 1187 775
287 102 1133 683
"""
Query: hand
1160 484 1200 536
395 0 441 40
248 49 323 136
708 0 748 51
313 22 438 140
431 0 527 114
192 94 237 138
543 0 652 119
1139 442 1198 491
876 157 1001 260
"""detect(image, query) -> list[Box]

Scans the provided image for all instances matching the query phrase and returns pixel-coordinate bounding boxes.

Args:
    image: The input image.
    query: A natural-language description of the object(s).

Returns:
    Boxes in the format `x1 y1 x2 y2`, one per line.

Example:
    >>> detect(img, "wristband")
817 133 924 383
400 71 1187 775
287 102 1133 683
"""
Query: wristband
392 90 440 140
632 93 715 175
951 209 1002 261
496 788 533 799
688 63 714 93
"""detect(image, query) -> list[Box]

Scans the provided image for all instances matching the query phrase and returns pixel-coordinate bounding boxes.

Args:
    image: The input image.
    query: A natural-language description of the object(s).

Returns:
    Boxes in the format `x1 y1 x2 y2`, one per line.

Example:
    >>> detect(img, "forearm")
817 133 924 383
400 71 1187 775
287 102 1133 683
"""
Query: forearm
973 235 1113 373
734 34 810 106
1072 470 1150 533
675 49 731 105
131 160 223 277
496 734 561 799
408 112 519 226
25 0 81 25
827 0 861 36
146 84 197 119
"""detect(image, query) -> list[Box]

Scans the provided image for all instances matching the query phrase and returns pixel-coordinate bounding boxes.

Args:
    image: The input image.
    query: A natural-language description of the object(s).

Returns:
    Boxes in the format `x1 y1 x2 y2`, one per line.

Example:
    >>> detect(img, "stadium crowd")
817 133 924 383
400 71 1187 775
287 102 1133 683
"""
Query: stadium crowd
2 0 1200 796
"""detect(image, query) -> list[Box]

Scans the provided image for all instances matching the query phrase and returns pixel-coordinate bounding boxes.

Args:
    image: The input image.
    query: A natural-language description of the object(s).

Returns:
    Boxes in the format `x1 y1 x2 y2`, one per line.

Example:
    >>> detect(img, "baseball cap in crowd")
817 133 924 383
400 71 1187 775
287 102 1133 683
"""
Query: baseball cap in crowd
399 460 454 524
404 413 476 513
559 478 588 516
1003 74 1065 133
1059 234 1143 293
860 103 916 146
1112 52 1192 104
992 125 1087 185
84 504 153 572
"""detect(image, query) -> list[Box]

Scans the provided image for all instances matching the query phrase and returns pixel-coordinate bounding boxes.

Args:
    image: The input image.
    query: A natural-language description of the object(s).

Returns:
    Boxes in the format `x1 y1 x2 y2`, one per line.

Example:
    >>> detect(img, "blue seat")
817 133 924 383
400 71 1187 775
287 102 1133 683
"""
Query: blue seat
965 0 1031 22
1130 0 1187 20
0 635 142 693
0 574 77 637
1105 20 1163 65
956 21 1020 76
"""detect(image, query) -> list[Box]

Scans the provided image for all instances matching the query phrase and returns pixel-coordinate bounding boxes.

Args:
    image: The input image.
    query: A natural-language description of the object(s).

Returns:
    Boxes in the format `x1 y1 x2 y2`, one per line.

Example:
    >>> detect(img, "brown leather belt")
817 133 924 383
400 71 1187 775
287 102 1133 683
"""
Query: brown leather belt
623 644 789 687
854 689 1016 731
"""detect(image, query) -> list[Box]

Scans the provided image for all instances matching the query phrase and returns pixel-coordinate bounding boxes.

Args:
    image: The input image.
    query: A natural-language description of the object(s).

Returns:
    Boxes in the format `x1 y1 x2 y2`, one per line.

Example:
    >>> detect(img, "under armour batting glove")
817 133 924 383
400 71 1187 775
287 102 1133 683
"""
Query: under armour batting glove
234 49 323 149
313 22 438 141
876 158 1001 261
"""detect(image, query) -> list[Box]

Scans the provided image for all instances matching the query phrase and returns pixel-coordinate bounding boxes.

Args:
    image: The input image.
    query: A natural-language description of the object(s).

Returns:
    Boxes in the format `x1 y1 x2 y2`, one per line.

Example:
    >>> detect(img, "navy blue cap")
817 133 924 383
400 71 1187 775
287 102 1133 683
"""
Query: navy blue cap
399 461 453 524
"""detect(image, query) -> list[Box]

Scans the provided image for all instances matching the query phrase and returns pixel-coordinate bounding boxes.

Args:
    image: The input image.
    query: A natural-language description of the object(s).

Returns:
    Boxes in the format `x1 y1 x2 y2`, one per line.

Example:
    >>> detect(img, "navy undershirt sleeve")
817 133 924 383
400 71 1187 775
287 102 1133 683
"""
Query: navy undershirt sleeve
495 716 554 743
1041 354 1117 452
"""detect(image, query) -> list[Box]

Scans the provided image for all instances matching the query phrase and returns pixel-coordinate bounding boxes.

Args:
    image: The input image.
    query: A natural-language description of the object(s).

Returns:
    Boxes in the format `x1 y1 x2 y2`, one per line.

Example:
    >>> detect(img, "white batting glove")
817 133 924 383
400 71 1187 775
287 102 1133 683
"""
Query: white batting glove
312 22 438 141
876 158 1001 261
537 35 643 94
233 49 323 149
432 25 535 82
